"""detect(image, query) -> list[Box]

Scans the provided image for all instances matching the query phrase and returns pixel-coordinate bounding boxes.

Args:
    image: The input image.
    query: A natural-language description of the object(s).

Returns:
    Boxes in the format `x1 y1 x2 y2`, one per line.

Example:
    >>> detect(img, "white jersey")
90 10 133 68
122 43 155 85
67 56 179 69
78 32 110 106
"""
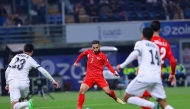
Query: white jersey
7 53 40 82
135 40 162 83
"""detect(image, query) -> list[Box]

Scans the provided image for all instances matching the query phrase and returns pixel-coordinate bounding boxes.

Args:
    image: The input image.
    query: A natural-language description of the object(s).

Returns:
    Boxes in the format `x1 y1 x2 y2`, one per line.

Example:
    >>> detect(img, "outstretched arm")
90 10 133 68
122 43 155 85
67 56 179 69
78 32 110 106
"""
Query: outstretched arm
75 50 89 63
120 50 139 68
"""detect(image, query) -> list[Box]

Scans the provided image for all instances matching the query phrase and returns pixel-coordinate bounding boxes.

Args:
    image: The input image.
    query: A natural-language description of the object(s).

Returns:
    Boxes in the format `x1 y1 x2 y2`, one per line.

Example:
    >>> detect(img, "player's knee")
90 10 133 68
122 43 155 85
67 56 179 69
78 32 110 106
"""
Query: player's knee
11 102 18 109
79 88 86 94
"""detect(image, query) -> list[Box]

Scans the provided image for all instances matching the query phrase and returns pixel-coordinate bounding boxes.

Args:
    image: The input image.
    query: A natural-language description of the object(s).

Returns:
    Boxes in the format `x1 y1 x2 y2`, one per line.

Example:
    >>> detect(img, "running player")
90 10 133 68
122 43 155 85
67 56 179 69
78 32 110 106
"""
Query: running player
140 20 176 109
74 40 126 109
5 44 60 109
117 27 174 109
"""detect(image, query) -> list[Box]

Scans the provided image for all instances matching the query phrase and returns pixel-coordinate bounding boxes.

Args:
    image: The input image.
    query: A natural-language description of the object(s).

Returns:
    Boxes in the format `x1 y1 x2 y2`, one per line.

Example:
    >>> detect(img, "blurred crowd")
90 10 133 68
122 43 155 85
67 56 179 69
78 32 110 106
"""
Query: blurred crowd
0 0 190 25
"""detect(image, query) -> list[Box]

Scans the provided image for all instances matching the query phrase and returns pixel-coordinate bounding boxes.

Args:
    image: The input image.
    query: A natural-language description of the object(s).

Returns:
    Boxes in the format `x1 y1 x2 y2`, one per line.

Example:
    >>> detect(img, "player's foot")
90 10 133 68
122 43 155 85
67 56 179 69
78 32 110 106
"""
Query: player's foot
153 102 159 109
116 97 126 104
28 99 34 109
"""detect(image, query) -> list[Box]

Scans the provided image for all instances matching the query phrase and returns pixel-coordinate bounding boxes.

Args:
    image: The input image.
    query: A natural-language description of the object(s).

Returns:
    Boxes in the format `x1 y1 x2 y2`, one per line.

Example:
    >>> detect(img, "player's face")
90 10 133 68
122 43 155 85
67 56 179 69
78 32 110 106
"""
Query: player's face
92 44 100 54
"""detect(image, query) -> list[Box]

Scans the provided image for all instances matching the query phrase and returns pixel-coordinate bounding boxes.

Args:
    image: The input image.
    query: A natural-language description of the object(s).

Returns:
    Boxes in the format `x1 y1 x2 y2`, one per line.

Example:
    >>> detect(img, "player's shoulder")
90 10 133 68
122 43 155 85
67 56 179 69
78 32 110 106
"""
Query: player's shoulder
134 40 143 46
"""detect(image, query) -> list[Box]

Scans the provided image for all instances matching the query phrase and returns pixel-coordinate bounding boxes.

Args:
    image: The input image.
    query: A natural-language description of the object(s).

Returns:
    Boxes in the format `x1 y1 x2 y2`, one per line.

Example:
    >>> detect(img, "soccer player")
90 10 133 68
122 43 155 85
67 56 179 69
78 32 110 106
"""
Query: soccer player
140 20 176 109
5 44 60 109
74 40 126 109
117 27 174 109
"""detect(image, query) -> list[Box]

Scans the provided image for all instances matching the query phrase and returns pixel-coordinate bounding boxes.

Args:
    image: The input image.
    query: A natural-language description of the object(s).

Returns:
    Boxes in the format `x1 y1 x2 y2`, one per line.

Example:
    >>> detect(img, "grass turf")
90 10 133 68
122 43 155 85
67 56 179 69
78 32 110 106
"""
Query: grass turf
0 87 189 109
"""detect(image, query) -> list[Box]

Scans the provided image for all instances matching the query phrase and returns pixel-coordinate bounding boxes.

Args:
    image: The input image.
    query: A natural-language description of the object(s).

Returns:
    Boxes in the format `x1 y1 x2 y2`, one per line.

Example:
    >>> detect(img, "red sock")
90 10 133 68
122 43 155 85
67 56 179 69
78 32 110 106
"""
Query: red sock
108 90 117 101
78 94 85 109
141 107 151 109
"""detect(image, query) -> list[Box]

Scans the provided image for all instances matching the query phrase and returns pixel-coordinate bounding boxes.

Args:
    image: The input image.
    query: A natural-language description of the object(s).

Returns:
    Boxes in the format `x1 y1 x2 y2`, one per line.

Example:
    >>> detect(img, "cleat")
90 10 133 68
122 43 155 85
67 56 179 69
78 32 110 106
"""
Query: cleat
153 102 160 109
28 99 34 109
116 97 126 105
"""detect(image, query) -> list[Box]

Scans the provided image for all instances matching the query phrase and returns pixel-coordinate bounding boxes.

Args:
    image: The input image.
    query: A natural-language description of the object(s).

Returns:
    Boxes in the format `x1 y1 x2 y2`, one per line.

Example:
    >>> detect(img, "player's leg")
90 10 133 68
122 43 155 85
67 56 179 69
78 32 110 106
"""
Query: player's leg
141 91 152 109
123 78 159 109
20 82 31 109
147 83 174 109
9 80 29 109
78 78 93 109
97 78 125 104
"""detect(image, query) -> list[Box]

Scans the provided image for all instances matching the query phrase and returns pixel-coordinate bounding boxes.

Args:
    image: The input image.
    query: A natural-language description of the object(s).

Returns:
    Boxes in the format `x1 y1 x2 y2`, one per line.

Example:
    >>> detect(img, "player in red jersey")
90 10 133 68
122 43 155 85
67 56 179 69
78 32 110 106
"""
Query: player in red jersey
74 40 126 109
140 20 176 109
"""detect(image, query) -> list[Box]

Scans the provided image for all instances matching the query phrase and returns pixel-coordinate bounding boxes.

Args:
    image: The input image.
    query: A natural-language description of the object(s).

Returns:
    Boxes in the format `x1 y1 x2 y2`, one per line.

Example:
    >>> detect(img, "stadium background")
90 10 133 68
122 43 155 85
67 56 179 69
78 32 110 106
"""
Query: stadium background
0 0 190 109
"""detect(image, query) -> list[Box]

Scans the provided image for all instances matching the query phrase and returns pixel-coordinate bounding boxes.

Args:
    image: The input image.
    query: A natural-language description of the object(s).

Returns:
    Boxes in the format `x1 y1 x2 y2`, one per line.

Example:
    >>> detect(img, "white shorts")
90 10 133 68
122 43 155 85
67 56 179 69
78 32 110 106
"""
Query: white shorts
9 80 30 102
126 78 166 99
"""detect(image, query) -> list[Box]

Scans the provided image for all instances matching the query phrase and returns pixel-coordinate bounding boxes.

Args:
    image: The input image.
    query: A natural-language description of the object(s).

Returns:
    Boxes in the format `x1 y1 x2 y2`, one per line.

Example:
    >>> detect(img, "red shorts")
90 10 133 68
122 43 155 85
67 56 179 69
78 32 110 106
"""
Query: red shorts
143 90 151 97
82 77 108 88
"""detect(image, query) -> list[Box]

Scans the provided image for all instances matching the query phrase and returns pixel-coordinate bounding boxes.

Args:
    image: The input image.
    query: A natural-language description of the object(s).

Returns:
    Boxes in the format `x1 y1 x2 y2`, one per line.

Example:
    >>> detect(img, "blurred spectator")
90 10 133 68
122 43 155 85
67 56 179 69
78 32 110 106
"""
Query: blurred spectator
24 18 29 25
60 0 74 14
147 0 157 3
0 3 7 17
169 1 184 19
165 10 171 20
77 4 90 23
12 14 23 26
100 4 114 22
119 11 128 21
99 0 109 5
4 15 14 26
88 5 99 22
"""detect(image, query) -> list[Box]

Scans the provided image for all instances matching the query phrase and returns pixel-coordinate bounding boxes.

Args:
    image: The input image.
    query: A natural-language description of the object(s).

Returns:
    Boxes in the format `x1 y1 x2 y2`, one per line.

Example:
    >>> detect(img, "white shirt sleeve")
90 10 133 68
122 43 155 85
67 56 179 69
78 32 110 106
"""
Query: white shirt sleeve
120 41 142 68
8 56 17 67
134 41 143 56
29 57 40 69
120 50 139 68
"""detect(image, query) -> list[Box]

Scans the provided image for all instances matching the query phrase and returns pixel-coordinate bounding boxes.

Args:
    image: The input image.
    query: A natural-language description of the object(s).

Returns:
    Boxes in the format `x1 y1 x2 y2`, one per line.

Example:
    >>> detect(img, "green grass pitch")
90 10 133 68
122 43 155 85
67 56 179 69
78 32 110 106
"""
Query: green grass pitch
0 87 189 109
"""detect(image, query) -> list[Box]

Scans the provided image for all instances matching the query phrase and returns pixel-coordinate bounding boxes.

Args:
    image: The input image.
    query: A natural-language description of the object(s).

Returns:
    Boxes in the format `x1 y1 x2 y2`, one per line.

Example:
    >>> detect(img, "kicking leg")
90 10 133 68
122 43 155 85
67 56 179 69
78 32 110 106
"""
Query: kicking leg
124 92 157 108
102 86 126 104
78 83 90 109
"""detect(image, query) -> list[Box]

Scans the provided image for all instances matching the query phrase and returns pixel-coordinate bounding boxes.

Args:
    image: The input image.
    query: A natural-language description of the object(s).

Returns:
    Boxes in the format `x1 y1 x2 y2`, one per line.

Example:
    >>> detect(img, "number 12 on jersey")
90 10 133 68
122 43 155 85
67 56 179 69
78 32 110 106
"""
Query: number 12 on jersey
149 49 160 66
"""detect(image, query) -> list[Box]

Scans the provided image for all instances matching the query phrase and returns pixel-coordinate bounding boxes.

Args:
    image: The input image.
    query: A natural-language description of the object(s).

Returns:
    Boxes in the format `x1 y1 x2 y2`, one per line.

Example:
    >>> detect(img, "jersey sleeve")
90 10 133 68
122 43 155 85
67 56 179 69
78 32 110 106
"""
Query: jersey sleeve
134 41 143 56
102 54 115 74
29 57 41 69
8 56 17 67
166 44 176 75
75 50 89 63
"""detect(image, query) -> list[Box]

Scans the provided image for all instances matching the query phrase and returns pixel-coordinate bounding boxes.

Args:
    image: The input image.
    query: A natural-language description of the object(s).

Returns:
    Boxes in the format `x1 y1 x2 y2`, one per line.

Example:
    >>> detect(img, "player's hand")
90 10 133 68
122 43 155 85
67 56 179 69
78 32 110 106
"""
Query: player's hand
52 81 60 89
113 71 120 77
168 74 176 86
5 85 9 91
116 65 121 72
74 62 78 67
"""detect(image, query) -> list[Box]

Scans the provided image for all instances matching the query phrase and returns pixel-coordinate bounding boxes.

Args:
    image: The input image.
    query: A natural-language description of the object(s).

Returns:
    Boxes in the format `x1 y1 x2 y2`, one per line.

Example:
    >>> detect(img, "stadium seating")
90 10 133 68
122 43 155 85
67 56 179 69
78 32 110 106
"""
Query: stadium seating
1 0 190 24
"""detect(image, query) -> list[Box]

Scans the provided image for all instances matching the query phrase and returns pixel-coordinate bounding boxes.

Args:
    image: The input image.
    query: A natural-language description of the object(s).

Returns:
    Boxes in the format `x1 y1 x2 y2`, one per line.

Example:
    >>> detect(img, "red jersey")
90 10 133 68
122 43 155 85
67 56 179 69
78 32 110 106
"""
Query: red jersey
75 49 115 78
151 36 176 75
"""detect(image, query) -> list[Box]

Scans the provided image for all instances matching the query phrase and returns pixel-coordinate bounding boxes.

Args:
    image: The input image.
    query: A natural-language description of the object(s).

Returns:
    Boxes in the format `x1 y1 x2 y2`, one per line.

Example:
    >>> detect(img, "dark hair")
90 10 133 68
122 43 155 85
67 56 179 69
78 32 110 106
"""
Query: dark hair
142 27 154 40
150 20 161 32
24 43 34 53
92 40 100 45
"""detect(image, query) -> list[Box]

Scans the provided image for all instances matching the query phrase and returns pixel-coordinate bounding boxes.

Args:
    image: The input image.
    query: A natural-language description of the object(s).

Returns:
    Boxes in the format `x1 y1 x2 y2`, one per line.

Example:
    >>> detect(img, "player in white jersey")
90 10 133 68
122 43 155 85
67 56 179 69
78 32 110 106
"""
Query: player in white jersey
5 44 60 109
117 27 174 109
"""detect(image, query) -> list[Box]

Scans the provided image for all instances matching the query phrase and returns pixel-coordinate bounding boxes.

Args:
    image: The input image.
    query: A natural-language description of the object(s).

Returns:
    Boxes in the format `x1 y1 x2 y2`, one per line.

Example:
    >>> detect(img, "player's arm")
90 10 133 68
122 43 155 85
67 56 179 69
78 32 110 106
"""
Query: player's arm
5 66 10 85
166 45 176 75
75 50 89 64
29 58 60 88
5 56 17 85
118 41 142 70
102 54 117 75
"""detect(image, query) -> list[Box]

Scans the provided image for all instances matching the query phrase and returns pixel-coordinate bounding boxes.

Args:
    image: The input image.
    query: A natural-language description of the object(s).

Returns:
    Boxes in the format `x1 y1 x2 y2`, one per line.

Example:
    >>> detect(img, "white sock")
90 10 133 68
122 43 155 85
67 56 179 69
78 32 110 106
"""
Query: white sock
13 102 28 109
165 105 174 109
23 100 29 109
127 97 155 108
